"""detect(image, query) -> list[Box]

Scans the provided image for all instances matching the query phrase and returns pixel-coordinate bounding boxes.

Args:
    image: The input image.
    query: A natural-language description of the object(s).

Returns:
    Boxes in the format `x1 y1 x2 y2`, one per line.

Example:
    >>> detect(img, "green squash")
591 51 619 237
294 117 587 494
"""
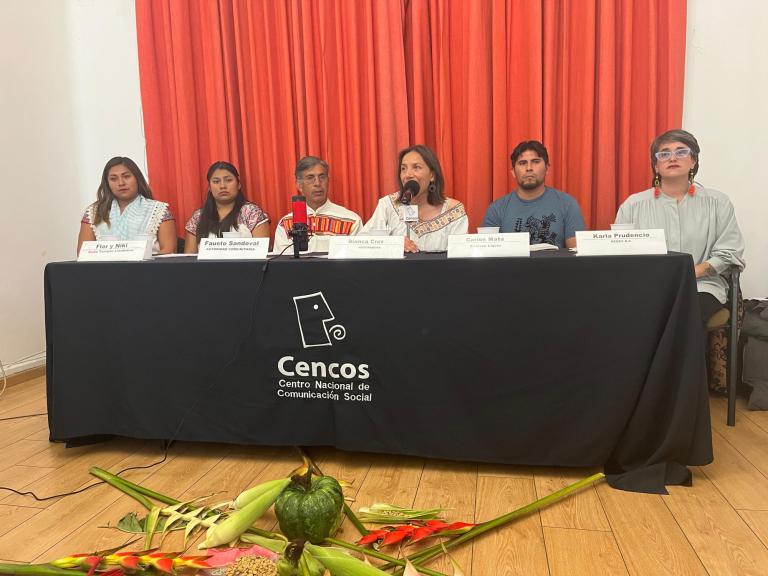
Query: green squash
275 474 344 544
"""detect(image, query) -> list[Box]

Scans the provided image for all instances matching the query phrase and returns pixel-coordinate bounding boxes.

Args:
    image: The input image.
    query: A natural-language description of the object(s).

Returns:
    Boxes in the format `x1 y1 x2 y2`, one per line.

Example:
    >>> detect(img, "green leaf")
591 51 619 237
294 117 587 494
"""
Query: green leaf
116 511 145 533
144 506 161 548
305 545 392 576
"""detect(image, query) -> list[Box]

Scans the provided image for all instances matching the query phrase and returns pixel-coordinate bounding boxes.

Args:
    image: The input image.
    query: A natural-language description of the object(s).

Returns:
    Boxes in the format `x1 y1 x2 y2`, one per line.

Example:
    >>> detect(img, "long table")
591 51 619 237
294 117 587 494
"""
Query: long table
44 251 712 493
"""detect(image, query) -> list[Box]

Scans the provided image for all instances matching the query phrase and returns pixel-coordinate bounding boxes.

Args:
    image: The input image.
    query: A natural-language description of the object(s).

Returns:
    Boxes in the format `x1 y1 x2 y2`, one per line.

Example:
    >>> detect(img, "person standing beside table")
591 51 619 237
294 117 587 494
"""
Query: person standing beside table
77 156 176 255
361 144 468 253
184 161 270 254
273 156 362 254
481 140 585 249
614 129 745 325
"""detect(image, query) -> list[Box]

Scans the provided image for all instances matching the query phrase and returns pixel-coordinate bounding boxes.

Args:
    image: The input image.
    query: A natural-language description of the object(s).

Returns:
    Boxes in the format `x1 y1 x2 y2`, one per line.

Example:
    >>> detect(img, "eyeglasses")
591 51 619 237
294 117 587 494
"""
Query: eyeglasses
654 148 692 162
301 173 328 183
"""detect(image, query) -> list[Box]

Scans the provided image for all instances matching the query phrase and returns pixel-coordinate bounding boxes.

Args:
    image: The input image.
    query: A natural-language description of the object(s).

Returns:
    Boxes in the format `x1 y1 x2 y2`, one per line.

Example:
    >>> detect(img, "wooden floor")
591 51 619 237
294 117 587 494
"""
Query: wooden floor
2 376 768 575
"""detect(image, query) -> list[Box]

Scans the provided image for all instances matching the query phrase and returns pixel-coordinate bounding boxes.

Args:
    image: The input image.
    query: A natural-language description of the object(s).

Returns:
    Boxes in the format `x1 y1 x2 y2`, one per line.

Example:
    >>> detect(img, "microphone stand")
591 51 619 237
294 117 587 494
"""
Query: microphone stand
289 224 309 258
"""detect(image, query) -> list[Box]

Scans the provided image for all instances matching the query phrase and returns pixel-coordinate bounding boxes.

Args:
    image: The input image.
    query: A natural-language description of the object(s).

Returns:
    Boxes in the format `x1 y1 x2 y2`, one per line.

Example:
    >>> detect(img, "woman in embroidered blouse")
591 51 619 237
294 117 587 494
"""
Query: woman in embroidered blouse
77 156 176 255
362 145 468 253
184 161 270 253
614 129 745 323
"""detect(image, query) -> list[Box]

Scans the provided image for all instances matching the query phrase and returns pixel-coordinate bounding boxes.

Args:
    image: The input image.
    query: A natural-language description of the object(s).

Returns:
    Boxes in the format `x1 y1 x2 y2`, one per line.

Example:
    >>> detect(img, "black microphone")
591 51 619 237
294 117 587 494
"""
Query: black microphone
402 179 420 205
289 195 309 257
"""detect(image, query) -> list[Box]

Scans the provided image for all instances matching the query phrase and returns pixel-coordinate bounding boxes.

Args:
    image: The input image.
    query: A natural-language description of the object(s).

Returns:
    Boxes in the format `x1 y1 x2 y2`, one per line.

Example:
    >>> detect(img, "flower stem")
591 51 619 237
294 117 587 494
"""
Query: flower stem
0 564 89 576
297 447 369 536
387 472 604 573
324 538 447 576
90 467 153 510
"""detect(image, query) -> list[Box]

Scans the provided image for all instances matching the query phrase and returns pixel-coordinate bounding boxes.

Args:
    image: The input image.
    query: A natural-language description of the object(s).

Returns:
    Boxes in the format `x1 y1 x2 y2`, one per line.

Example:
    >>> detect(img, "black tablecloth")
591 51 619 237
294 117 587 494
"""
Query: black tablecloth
44 251 712 493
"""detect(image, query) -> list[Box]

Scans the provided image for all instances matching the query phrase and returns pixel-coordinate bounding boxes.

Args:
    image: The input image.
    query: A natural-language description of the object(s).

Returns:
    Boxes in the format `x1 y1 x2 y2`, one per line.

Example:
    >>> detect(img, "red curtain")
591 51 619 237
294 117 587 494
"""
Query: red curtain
135 0 686 236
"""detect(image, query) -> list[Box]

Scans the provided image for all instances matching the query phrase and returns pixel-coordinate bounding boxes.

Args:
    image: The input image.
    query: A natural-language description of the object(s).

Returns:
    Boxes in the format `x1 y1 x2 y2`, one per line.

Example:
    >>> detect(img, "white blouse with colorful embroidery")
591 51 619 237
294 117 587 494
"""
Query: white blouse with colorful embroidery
185 203 269 237
362 192 468 251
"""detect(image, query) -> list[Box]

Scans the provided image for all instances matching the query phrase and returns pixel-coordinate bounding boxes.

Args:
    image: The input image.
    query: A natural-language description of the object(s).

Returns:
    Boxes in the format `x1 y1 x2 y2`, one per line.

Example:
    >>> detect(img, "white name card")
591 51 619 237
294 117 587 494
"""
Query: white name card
78 240 149 262
197 238 268 260
447 233 530 258
328 236 405 259
575 229 667 256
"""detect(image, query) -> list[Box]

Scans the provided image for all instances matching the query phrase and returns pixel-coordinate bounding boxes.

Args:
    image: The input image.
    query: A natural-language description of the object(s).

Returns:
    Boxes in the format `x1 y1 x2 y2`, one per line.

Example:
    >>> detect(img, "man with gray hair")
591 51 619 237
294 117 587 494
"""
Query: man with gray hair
273 156 362 253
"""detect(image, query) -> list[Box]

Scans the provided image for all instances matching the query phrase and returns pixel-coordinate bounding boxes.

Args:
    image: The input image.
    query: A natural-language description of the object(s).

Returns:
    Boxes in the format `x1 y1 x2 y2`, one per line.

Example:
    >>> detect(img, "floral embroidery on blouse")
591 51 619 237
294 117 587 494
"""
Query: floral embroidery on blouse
185 203 269 235
81 204 174 225
386 193 467 237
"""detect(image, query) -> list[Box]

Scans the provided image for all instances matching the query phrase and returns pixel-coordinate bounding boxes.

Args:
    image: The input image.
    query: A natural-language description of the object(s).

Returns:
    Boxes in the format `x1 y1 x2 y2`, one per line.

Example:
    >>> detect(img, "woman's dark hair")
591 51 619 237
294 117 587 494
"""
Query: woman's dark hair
510 140 550 166
196 161 247 240
396 145 445 206
94 157 153 226
650 129 700 185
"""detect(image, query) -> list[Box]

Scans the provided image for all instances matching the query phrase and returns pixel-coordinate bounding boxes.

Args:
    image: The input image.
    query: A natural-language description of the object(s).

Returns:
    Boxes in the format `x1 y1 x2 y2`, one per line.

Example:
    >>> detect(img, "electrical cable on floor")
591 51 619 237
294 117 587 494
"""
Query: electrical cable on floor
0 412 47 422
0 247 289 501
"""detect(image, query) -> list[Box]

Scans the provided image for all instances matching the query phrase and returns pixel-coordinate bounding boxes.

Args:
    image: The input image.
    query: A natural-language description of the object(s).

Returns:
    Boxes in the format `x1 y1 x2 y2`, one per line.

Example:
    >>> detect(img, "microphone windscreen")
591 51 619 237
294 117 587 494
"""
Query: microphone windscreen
292 195 308 225
404 180 420 196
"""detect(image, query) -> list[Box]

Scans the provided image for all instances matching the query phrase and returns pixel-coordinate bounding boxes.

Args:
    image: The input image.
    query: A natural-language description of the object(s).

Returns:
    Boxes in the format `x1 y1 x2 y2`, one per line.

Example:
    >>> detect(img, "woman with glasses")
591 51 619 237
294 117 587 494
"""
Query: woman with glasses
184 161 270 253
614 129 745 323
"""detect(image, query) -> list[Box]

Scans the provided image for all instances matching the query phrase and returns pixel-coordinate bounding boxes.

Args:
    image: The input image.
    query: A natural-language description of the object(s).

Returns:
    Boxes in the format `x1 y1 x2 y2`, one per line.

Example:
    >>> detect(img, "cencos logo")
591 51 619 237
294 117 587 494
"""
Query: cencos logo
293 292 346 348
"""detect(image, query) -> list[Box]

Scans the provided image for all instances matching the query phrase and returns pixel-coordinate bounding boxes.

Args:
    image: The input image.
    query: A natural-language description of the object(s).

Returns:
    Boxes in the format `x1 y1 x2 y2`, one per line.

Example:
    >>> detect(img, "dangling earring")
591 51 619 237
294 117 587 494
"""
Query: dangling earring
688 169 695 196
428 181 436 194
653 173 661 198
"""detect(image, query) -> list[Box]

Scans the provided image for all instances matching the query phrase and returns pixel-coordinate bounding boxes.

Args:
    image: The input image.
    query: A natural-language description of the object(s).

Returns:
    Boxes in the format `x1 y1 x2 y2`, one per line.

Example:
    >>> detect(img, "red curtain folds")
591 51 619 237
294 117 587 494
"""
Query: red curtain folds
135 0 686 236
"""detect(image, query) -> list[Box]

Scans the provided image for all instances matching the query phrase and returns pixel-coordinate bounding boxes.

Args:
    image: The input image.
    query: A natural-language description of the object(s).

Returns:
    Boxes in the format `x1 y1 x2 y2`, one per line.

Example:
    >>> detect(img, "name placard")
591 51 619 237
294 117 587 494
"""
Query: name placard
575 229 667 256
328 236 405 259
197 238 269 260
447 233 530 258
78 240 149 262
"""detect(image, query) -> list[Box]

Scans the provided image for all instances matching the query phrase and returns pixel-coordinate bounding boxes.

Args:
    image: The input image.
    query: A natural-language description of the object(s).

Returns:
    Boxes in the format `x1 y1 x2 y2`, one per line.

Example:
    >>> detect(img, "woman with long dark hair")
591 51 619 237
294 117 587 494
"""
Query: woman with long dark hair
77 156 176 254
184 161 270 253
361 144 468 252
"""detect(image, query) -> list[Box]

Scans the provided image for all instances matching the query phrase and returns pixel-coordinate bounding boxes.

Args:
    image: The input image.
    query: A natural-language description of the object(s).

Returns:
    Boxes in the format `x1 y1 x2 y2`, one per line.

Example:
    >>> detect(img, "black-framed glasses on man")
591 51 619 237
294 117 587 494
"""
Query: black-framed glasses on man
654 148 692 162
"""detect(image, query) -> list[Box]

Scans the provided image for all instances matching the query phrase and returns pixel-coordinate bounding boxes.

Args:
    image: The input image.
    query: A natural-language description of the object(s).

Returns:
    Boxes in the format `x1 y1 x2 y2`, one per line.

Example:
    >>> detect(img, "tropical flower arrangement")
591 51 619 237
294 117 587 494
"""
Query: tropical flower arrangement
0 453 603 576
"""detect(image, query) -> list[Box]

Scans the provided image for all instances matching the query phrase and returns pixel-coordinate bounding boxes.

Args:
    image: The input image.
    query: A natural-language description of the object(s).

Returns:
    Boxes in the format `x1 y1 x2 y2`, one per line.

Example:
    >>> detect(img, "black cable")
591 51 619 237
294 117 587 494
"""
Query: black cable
0 244 295 502
0 412 47 421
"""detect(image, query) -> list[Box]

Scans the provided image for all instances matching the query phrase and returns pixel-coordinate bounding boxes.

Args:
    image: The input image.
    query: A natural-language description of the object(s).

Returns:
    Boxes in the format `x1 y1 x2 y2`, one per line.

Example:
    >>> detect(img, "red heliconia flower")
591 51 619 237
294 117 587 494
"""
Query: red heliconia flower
174 554 213 570
357 520 476 548
380 525 416 547
357 529 390 546
139 552 176 574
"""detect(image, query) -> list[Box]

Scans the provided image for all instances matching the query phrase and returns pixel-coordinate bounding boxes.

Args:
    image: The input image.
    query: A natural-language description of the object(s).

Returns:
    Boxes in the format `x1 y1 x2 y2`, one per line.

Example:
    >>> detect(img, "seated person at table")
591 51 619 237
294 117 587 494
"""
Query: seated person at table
615 129 745 324
481 140 584 249
273 156 362 253
361 144 468 253
77 156 176 255
184 161 270 253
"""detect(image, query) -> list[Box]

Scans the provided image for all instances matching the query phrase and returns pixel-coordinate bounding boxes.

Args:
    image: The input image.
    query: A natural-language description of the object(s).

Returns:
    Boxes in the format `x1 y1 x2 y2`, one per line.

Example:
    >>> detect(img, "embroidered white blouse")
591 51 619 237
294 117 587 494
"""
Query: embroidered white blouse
362 192 469 252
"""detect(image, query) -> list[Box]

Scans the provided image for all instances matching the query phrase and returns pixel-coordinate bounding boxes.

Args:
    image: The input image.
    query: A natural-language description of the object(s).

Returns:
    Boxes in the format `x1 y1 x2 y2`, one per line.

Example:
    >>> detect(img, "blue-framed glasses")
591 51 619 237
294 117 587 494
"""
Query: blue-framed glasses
654 148 692 162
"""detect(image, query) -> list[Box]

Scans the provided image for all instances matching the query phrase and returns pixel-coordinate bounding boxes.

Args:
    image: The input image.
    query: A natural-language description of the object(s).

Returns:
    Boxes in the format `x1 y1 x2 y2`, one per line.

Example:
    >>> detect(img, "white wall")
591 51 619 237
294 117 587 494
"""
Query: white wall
684 0 768 298
0 0 144 375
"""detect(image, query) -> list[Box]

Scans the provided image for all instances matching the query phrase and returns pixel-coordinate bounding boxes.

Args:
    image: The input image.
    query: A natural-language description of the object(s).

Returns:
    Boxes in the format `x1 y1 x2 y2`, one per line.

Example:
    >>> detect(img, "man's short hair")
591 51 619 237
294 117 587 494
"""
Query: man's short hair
510 141 549 166
294 156 329 180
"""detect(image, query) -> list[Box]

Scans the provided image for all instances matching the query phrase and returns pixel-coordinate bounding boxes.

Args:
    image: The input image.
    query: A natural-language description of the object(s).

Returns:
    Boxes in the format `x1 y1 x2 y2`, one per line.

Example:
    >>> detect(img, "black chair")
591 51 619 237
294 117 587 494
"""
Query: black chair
176 237 185 254
706 270 740 426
